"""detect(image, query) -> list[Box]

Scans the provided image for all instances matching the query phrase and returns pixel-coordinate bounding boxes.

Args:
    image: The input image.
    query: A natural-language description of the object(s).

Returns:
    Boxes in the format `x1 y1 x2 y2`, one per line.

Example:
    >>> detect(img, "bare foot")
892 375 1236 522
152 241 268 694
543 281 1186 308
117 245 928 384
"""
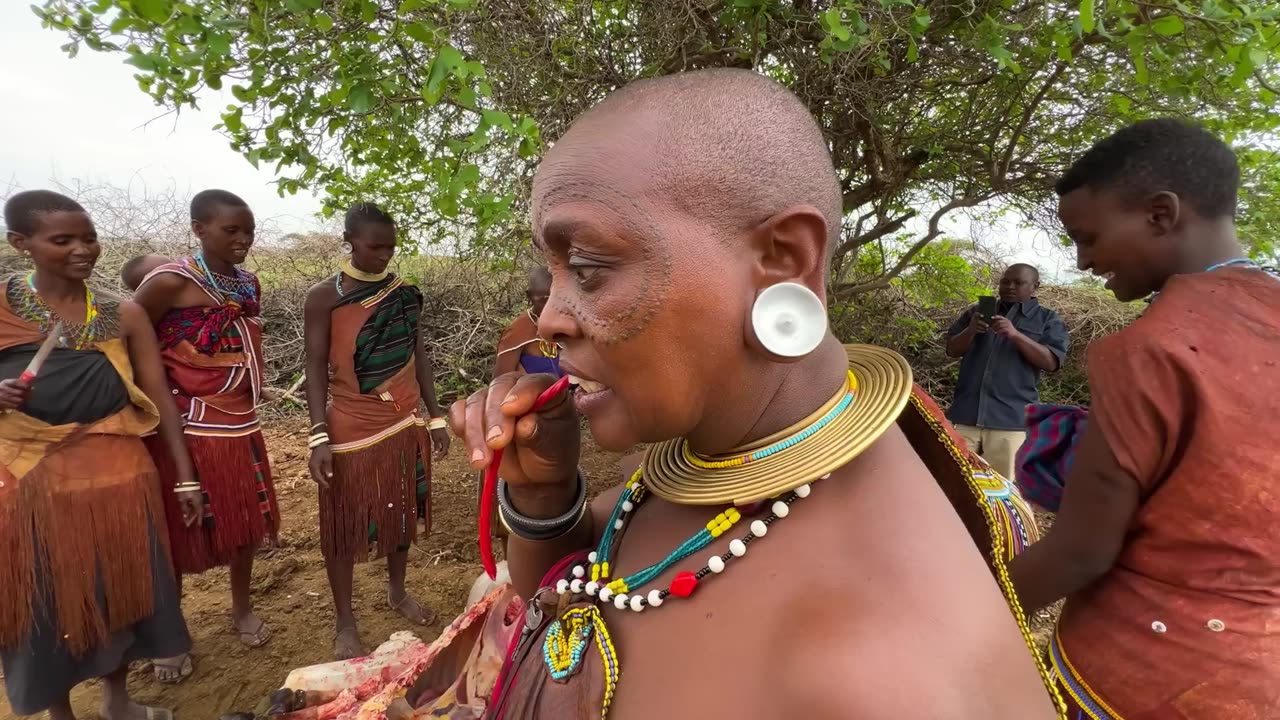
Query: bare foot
387 589 436 626
335 625 364 660
100 700 173 719
232 613 271 648
152 653 193 684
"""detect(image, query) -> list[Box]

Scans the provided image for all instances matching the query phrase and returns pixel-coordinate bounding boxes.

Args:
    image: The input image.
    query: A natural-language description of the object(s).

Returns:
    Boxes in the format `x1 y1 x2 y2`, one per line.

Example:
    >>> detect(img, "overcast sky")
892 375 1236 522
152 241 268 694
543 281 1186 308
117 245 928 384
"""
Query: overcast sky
0 4 1074 277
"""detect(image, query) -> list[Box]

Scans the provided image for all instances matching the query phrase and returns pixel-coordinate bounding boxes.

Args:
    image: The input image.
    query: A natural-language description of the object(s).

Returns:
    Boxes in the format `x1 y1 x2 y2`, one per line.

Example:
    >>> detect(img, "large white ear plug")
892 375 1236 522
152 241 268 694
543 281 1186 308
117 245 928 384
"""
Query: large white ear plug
339 241 353 254
750 282 827 358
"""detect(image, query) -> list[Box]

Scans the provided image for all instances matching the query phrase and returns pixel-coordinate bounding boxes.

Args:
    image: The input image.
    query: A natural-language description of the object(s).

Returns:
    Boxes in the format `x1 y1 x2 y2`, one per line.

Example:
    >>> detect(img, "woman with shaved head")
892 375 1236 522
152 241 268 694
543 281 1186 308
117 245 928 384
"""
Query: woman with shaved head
453 69 1058 719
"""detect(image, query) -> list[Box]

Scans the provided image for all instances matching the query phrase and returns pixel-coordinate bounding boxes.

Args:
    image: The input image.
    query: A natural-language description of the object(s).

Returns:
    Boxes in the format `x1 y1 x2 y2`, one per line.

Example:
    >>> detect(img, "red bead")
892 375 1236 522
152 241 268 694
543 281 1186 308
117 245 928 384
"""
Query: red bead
669 571 698 598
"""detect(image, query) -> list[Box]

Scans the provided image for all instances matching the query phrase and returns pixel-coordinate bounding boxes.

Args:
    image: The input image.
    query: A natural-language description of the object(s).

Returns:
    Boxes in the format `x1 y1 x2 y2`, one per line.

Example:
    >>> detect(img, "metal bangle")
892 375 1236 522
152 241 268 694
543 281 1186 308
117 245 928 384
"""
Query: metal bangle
497 470 587 541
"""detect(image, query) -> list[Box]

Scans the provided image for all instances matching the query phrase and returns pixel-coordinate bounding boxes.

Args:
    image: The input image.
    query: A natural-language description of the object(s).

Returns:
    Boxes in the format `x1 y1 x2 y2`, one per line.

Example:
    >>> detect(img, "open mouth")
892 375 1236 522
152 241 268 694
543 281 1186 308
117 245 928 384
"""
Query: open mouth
566 374 607 396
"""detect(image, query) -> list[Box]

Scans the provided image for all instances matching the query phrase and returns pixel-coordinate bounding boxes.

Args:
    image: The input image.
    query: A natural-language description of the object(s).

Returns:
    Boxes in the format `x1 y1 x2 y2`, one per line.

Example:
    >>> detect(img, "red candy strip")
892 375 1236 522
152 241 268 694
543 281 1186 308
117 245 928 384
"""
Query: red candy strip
479 375 573 579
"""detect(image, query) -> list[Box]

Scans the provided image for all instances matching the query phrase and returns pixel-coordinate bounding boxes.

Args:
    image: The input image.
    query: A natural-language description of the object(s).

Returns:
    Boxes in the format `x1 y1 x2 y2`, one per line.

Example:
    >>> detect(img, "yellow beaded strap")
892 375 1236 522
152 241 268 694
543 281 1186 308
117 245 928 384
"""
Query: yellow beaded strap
338 257 389 283
643 344 913 506
903 386 1067 719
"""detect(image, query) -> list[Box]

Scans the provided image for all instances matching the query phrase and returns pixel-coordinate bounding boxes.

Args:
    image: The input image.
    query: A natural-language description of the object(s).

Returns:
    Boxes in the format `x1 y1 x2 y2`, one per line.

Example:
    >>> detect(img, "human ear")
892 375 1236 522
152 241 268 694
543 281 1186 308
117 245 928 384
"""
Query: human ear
742 205 830 361
1147 191 1180 235
745 204 829 298
7 231 27 254
190 219 207 241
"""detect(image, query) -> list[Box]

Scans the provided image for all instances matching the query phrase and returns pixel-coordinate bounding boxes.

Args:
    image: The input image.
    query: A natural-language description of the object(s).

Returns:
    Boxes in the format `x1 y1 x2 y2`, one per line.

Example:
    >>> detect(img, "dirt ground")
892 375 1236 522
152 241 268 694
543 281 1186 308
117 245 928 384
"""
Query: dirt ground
0 417 1057 719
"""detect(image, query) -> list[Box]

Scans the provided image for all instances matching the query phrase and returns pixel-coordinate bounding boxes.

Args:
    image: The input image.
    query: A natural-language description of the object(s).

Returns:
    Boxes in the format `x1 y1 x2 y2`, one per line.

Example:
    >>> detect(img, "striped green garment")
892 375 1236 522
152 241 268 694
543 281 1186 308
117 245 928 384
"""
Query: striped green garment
347 281 423 394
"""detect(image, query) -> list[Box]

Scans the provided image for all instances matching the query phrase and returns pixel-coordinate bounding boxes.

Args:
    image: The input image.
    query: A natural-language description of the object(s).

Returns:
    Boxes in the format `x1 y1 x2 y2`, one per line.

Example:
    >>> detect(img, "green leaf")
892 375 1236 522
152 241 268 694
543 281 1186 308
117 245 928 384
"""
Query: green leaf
1079 0 1095 34
231 84 257 102
907 40 919 62
361 1 377 24
350 83 374 113
821 8 842 32
133 0 172 23
438 43 465 76
208 32 231 56
124 53 159 71
313 12 334 31
456 163 481 183
482 109 514 131
399 0 429 12
405 21 434 43
1150 15 1185 36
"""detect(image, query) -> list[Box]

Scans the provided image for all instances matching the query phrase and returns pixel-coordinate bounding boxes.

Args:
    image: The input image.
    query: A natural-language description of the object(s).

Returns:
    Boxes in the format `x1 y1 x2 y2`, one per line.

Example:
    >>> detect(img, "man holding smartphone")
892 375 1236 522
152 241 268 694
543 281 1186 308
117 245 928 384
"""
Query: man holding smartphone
944 264 1068 480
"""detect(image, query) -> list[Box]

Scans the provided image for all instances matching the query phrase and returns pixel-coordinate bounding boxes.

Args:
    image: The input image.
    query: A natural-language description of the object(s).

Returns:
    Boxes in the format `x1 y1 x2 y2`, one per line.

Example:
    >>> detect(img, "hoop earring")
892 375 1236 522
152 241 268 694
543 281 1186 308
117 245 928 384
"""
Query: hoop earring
338 241 353 254
750 282 827 359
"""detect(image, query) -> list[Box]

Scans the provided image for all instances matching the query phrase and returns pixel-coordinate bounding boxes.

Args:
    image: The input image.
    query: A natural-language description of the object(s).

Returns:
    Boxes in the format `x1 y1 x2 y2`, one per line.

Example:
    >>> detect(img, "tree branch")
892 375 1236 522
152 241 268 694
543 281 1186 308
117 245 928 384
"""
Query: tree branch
832 194 990 296
833 211 917 261
995 62 1068 188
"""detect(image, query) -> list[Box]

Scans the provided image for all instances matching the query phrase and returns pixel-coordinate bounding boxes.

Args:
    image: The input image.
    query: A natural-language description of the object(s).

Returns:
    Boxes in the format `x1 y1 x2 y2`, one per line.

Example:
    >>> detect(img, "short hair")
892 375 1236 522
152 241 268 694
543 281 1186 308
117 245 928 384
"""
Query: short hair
4 190 86 236
191 189 249 223
1006 263 1040 284
1055 119 1239 219
344 201 396 234
527 265 551 291
565 69 843 253
120 254 169 291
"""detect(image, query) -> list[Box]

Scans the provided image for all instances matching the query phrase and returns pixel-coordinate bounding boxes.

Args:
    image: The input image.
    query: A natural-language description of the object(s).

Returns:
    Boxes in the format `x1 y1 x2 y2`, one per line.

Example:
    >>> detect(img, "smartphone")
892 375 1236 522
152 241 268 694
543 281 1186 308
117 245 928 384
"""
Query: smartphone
977 295 997 323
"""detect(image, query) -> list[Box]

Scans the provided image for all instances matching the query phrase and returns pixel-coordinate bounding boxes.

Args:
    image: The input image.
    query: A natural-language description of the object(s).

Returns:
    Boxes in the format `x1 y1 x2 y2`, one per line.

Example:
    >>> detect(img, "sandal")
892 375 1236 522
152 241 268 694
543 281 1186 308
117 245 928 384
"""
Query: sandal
387 591 436 626
152 653 193 684
233 615 271 648
334 625 364 660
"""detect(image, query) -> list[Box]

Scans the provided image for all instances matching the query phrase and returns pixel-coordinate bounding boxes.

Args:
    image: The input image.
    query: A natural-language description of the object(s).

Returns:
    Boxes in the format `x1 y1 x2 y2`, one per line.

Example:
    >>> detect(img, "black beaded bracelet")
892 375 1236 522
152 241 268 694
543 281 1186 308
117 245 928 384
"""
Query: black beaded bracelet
496 470 587 541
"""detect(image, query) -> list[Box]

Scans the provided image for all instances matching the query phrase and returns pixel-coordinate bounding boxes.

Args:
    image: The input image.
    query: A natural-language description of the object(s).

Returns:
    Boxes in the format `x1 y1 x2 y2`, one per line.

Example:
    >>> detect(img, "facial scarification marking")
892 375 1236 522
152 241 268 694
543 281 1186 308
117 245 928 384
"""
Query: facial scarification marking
532 173 674 347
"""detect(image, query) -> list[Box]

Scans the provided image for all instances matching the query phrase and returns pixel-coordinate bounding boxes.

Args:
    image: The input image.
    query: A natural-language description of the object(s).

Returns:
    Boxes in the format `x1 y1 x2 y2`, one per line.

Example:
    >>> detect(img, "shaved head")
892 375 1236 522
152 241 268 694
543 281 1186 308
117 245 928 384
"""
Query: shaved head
528 265 552 292
539 68 843 255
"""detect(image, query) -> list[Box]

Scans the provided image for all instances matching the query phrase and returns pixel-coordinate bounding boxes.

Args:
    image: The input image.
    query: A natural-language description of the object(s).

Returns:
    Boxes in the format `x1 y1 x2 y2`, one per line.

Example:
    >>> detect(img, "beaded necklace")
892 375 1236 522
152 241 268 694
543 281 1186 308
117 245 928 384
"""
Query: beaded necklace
195 252 257 302
13 273 100 349
1147 257 1278 303
541 372 862 718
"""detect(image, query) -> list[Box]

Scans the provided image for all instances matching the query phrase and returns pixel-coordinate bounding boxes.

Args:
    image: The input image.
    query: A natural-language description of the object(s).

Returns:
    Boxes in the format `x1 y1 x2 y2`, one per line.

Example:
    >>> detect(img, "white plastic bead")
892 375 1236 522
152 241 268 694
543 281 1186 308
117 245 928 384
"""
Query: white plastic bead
585 581 599 596
772 501 790 518
614 593 629 610
708 556 726 573
794 483 811 498
556 579 569 594
647 590 663 607
570 579 584 593
1207 619 1226 632
572 565 585 578
629 595 645 612
614 519 624 530
588 551 598 563
621 500 634 512
1151 620 1167 634
729 539 747 557
750 520 768 537
598 588 614 602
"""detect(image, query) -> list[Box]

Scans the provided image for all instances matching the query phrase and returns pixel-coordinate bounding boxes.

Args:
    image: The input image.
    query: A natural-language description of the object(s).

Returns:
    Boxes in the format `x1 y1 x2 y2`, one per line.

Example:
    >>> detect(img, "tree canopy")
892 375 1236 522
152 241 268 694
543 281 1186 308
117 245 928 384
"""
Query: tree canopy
36 0 1280 286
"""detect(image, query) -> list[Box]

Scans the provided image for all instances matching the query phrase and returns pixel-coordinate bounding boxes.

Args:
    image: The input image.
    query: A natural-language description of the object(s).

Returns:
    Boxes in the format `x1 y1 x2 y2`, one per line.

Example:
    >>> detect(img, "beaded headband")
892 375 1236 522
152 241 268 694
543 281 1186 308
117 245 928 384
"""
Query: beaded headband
642 344 914 506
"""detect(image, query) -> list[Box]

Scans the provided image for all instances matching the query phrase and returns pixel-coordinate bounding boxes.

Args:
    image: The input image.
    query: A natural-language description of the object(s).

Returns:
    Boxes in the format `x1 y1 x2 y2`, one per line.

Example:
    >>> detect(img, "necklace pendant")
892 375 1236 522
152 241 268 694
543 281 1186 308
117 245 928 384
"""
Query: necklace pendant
542 612 594 682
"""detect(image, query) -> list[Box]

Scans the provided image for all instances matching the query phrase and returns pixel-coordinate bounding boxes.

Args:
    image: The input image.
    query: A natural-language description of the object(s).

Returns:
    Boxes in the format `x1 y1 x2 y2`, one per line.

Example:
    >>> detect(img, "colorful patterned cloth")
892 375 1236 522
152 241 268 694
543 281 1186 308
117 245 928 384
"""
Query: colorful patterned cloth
154 257 261 354
1015 403 1088 512
341 274 422 394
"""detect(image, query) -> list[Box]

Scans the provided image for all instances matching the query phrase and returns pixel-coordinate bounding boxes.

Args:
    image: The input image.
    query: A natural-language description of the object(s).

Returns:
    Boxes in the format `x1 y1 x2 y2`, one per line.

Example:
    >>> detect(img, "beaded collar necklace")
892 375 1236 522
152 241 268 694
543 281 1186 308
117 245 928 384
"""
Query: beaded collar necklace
1146 256 1277 303
12 273 100 349
195 252 257 302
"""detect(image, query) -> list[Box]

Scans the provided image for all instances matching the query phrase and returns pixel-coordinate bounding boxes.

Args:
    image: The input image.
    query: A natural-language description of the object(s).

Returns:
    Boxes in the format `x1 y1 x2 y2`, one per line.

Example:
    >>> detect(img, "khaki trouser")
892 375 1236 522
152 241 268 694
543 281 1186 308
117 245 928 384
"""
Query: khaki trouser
953 424 1025 482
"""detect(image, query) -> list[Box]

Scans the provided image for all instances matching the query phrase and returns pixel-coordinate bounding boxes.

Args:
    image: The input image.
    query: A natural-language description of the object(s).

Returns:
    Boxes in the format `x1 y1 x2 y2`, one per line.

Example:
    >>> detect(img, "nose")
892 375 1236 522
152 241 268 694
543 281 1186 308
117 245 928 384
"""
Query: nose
535 279 581 346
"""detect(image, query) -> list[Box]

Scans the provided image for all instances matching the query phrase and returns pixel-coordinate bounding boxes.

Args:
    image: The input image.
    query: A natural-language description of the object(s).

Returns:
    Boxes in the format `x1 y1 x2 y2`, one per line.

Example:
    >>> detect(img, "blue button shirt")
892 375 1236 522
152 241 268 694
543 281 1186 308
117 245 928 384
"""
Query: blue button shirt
945 299 1068 431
